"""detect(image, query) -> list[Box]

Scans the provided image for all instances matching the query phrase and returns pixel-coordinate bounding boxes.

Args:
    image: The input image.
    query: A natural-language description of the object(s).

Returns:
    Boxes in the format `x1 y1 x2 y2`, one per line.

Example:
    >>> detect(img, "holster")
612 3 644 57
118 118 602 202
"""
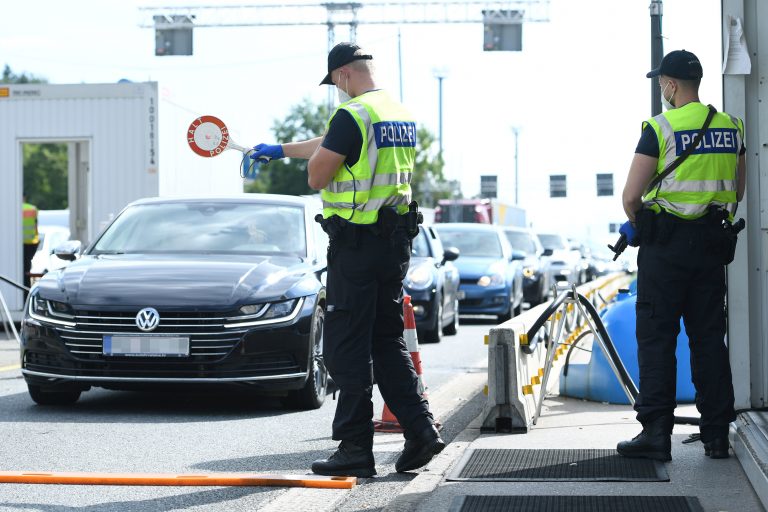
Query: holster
315 214 346 240
703 206 744 265
635 209 657 245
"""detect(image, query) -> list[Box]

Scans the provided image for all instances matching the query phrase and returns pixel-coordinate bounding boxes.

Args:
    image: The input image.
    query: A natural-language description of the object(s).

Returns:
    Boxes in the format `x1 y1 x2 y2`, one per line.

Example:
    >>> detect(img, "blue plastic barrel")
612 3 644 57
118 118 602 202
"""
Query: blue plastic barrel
559 289 696 404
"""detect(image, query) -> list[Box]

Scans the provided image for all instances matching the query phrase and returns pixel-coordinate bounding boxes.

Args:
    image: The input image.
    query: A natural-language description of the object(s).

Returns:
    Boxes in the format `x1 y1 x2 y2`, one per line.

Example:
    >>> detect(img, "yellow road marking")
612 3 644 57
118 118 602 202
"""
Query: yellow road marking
0 364 20 372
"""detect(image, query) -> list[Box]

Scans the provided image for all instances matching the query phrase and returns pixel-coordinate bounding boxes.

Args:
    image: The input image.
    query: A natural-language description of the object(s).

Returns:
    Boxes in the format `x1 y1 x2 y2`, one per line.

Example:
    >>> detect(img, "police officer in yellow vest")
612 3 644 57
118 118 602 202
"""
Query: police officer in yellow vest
22 195 40 290
249 42 443 477
618 50 746 462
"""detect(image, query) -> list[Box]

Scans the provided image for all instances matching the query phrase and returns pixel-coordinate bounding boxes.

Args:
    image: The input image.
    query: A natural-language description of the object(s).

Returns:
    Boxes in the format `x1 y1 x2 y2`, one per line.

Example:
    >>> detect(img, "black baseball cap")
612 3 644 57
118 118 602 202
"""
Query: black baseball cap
319 42 373 85
646 49 703 80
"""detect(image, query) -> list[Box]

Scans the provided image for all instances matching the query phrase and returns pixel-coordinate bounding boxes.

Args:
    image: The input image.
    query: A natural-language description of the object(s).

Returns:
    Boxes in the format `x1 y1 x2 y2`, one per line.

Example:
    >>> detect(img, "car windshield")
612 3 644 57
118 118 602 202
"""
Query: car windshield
538 234 567 250
92 202 307 256
411 229 431 258
505 231 537 255
434 229 502 258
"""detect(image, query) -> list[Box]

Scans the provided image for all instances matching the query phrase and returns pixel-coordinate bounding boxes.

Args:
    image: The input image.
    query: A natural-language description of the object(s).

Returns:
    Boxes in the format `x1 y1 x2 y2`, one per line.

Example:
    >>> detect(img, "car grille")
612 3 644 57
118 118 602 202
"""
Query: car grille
24 351 300 379
56 309 247 361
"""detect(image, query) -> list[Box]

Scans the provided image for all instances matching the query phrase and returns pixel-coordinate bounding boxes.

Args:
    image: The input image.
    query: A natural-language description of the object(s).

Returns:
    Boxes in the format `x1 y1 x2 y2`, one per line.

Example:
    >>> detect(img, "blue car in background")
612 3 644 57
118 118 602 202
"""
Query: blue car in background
433 223 524 322
502 226 551 306
404 226 461 343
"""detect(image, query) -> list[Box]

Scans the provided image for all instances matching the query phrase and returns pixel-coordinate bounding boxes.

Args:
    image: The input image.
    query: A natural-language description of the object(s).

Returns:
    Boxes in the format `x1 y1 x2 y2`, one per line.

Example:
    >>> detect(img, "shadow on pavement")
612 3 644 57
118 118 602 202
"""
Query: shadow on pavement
0 387 332 424
0 486 272 512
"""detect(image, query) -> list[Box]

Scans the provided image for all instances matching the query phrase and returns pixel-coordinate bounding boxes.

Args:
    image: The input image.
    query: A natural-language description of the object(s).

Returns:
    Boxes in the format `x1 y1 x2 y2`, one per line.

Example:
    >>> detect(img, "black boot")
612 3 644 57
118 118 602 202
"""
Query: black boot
617 416 673 462
704 437 730 459
311 441 376 478
396 424 445 473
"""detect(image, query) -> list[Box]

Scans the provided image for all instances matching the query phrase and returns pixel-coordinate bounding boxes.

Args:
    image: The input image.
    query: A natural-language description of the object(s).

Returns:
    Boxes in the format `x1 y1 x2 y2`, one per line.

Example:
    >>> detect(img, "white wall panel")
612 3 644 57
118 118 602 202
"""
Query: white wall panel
0 82 237 315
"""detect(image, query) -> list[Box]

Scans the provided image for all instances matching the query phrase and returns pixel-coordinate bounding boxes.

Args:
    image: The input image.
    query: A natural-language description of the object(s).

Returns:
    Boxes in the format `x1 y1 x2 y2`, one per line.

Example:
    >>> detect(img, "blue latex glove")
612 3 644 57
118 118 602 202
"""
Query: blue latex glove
619 220 639 247
249 143 284 165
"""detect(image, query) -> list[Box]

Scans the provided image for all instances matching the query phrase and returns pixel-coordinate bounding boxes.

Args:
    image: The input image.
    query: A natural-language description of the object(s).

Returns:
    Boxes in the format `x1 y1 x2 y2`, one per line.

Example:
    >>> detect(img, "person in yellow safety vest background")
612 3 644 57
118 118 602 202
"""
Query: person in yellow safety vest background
617 50 746 462
249 42 444 478
22 194 40 292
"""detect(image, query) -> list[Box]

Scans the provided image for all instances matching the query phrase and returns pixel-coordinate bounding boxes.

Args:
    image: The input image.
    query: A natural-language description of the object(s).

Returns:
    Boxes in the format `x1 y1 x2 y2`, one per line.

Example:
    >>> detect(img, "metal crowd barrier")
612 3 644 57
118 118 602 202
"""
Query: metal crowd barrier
480 273 633 433
0 274 27 345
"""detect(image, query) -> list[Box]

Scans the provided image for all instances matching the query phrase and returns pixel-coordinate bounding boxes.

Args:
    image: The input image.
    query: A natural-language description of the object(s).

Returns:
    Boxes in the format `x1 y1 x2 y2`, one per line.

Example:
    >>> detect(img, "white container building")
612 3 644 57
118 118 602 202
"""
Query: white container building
0 82 243 318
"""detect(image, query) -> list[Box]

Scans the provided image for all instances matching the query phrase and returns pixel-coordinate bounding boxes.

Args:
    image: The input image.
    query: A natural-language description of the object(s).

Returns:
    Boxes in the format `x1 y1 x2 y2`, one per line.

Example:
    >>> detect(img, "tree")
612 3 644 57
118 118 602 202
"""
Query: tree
2 64 47 84
245 98 329 196
23 143 68 210
411 126 450 207
246 99 448 205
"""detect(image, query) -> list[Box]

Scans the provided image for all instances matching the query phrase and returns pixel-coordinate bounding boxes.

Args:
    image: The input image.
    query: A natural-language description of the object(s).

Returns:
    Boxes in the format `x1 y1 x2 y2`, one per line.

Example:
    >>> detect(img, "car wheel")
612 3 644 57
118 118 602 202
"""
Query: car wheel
497 301 512 323
28 385 81 406
443 296 459 336
421 299 442 344
284 304 328 410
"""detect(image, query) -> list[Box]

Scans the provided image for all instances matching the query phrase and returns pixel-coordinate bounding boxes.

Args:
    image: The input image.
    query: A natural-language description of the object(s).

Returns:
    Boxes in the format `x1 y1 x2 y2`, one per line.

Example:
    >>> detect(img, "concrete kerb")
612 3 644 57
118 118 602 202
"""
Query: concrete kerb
383 273 633 511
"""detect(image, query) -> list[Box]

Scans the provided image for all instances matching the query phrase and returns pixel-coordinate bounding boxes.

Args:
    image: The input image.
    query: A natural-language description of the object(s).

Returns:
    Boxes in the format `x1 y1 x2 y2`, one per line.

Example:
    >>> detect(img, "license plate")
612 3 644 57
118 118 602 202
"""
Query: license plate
103 335 190 357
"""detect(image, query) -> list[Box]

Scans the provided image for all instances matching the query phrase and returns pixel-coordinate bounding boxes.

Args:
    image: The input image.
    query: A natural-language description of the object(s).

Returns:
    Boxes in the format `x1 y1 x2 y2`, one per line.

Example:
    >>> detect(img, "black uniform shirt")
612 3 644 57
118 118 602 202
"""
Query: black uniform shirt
321 109 363 167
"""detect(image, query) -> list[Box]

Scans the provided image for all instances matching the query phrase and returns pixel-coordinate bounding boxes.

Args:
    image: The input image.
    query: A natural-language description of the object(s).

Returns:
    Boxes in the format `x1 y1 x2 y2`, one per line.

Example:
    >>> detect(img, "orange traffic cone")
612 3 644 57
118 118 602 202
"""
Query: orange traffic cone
374 295 430 433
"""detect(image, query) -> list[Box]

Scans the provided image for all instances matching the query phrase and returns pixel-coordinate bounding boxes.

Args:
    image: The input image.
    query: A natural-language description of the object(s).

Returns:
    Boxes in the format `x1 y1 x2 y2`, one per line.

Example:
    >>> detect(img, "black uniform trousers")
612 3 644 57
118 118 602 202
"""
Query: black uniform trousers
634 216 736 442
324 222 434 447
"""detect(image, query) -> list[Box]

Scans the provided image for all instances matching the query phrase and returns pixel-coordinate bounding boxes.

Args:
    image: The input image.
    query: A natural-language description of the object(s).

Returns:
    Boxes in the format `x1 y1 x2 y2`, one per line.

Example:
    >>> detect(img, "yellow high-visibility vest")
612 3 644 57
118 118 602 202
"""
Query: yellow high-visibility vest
642 102 743 220
321 90 416 225
22 202 39 245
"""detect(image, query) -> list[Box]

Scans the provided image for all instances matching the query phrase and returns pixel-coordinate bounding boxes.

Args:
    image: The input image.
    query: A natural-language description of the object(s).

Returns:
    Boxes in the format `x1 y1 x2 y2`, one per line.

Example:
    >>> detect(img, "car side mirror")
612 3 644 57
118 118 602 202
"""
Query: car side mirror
442 246 460 264
510 249 526 261
54 240 82 262
542 248 554 257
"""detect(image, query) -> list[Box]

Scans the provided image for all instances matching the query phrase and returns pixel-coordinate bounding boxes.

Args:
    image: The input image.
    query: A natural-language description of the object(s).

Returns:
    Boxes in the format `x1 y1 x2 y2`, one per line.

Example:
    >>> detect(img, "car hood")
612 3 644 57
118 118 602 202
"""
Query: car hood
35 254 318 308
453 256 508 279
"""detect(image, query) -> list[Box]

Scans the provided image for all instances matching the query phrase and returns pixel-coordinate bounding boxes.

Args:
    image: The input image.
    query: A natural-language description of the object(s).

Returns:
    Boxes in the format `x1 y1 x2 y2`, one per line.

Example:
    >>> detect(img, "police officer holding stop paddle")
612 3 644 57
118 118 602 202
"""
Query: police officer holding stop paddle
250 42 443 478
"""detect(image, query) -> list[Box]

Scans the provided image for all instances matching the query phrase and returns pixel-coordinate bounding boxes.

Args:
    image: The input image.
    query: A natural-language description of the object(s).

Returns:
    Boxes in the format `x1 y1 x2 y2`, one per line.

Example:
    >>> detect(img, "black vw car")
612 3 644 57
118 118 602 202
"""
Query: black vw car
21 195 329 409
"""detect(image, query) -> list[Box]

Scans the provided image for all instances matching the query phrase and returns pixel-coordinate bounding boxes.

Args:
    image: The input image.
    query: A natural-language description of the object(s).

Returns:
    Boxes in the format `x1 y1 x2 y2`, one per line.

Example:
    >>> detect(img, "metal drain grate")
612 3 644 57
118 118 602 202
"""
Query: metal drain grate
448 449 668 481
450 495 704 512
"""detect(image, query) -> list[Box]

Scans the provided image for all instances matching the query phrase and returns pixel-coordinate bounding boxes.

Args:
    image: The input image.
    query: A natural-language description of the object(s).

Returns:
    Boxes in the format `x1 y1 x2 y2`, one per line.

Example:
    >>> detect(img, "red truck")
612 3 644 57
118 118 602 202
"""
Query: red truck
434 199 526 227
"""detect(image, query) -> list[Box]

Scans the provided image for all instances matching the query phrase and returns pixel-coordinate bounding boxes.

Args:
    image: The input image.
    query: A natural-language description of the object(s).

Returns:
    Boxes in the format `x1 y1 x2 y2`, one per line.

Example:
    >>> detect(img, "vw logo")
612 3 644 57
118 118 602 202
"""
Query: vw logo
135 307 160 332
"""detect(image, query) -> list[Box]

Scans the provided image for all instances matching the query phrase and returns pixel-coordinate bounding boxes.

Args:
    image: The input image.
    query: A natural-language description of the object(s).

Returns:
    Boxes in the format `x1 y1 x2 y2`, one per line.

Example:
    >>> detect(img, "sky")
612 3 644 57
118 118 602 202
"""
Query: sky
1 0 723 237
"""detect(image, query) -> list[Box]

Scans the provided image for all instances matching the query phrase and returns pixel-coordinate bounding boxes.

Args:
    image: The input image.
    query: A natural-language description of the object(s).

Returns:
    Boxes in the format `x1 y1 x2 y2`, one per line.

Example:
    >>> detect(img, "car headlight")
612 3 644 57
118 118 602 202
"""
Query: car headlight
27 292 76 327
477 273 504 287
404 264 434 290
224 297 304 328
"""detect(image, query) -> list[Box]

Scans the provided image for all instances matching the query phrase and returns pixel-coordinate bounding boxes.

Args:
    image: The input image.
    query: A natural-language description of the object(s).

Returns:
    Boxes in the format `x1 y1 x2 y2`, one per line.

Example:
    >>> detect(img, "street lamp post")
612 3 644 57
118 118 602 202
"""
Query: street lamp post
511 126 520 205
650 0 663 116
431 67 449 207
432 68 449 159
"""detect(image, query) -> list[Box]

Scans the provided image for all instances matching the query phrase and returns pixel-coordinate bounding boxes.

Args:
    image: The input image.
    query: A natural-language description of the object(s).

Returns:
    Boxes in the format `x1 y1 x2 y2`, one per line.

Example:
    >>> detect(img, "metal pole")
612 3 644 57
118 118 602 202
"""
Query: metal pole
650 0 663 116
326 22 335 115
512 127 519 205
398 27 404 102
437 76 443 157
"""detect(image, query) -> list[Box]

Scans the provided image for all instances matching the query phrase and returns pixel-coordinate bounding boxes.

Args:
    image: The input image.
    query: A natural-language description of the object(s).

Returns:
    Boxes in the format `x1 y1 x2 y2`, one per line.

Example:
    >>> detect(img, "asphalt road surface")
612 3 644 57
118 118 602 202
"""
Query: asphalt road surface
0 316 493 511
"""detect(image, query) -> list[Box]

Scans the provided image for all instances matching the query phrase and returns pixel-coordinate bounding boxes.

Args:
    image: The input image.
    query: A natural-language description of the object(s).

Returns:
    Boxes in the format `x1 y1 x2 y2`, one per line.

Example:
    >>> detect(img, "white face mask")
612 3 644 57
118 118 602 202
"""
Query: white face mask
660 81 675 110
336 72 352 103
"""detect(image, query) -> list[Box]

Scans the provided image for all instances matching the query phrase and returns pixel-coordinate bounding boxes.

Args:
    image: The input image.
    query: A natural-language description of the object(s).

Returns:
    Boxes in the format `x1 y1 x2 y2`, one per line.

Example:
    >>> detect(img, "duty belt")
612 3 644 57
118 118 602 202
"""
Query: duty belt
315 201 422 240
